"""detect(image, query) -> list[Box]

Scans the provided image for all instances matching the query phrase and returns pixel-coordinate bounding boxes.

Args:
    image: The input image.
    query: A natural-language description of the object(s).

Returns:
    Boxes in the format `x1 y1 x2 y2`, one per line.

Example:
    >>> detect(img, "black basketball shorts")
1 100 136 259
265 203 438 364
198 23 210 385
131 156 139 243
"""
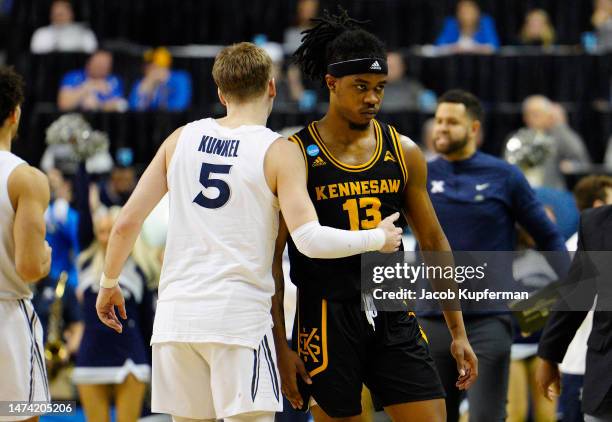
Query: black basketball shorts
292 289 445 418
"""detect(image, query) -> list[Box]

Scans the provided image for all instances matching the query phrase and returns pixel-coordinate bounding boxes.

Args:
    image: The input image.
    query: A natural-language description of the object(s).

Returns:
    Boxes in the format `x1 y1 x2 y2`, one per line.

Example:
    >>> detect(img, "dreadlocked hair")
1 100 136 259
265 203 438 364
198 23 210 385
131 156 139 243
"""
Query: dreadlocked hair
293 7 386 83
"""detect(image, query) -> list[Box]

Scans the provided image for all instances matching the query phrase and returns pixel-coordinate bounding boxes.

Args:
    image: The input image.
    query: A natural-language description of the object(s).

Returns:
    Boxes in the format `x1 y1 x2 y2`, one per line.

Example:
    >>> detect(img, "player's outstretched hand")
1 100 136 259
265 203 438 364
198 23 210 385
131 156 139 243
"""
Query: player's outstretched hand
377 212 403 253
451 336 478 390
278 346 311 409
96 285 127 333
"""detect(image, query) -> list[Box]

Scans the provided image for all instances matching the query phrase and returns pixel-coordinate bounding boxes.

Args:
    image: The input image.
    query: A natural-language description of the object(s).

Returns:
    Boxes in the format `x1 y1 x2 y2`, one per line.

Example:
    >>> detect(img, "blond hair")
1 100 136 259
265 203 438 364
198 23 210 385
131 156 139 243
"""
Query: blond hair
520 9 555 47
212 42 272 102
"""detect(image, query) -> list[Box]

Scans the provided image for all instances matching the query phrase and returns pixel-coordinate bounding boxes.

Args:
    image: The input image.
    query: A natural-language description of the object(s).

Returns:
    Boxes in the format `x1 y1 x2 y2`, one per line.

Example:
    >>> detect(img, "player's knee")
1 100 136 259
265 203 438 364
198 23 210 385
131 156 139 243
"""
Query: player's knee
224 411 275 422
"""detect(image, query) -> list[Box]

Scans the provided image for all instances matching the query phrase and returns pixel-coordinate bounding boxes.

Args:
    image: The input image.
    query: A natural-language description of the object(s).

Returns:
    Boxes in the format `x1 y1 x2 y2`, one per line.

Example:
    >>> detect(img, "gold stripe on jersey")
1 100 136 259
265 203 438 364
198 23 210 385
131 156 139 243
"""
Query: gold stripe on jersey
307 120 383 173
289 134 308 180
389 125 408 185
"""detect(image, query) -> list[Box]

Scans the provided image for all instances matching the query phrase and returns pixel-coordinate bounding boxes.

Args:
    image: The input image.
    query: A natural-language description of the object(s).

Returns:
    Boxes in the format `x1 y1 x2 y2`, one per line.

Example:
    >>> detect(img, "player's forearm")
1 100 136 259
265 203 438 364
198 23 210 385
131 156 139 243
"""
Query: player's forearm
442 310 468 340
14 220 49 282
271 258 290 354
103 213 142 278
420 231 465 324
290 221 385 259
271 294 290 354
16 250 49 283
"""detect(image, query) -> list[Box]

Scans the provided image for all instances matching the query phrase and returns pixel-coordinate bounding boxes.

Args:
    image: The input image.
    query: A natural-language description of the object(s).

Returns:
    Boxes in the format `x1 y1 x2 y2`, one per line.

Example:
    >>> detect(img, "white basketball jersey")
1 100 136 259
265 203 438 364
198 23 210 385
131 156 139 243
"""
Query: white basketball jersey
0 151 29 300
152 118 281 348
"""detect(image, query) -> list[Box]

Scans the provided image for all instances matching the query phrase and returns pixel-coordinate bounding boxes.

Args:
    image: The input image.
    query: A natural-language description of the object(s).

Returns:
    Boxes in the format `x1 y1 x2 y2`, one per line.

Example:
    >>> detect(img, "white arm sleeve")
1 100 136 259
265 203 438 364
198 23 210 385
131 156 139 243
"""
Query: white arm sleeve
290 220 385 259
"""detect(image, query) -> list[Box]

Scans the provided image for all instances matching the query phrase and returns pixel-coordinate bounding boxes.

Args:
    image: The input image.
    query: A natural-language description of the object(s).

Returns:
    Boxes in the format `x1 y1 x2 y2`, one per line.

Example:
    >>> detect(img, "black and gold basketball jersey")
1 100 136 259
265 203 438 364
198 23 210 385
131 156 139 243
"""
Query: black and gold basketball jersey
287 120 409 302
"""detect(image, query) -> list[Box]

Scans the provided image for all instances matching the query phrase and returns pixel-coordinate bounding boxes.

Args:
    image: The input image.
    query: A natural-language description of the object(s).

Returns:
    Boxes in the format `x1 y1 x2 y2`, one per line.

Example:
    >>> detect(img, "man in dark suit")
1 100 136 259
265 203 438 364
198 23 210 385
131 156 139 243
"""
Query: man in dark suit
537 204 612 421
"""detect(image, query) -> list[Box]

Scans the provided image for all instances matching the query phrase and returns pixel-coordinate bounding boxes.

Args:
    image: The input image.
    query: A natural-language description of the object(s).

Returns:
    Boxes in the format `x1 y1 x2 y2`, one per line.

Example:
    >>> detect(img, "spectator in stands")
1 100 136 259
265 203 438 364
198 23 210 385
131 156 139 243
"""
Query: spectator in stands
58 50 127 112
435 0 500 53
381 51 434 112
505 96 590 189
45 168 80 289
99 165 137 207
283 0 319 54
518 9 556 47
30 0 97 54
260 41 316 112
128 47 192 112
592 0 612 51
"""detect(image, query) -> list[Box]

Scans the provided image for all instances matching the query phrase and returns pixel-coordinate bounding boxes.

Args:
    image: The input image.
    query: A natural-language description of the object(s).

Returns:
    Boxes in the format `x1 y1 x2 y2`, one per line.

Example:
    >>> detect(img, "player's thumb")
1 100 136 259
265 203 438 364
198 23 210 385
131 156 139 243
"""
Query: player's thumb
455 350 466 377
118 300 128 320
297 359 312 385
383 212 400 224
551 378 561 396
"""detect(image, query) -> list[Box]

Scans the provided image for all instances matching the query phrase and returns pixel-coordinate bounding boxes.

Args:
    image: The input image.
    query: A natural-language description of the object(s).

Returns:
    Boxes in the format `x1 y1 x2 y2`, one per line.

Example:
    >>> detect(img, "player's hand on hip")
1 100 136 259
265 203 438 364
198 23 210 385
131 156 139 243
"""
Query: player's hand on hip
535 357 561 401
451 336 478 390
277 346 311 409
96 285 127 333
377 212 403 253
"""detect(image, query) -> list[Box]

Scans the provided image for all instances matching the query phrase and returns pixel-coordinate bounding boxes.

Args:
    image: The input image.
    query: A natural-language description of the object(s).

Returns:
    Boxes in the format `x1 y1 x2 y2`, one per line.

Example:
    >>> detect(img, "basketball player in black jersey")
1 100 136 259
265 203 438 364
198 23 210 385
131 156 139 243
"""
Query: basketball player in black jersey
270 9 478 422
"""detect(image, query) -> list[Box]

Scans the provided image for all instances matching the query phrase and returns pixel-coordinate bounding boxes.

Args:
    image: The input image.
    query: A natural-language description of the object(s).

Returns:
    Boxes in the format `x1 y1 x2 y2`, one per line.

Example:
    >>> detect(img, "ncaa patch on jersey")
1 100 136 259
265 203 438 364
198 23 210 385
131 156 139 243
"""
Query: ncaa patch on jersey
306 144 320 157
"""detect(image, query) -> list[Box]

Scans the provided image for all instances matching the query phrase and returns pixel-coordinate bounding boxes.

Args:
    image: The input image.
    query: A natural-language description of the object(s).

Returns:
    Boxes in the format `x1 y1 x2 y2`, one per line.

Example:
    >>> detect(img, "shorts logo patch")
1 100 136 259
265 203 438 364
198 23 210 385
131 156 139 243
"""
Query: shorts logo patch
306 144 320 157
298 328 322 363
297 299 328 376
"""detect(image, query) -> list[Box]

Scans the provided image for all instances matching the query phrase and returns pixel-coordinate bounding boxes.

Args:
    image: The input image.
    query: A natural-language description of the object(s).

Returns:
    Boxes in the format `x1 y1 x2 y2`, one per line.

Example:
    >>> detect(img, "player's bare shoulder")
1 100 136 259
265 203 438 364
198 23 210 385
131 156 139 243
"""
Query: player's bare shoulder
264 137 307 194
265 137 305 167
163 125 185 168
396 133 420 155
397 133 427 162
395 132 429 186
7 164 50 209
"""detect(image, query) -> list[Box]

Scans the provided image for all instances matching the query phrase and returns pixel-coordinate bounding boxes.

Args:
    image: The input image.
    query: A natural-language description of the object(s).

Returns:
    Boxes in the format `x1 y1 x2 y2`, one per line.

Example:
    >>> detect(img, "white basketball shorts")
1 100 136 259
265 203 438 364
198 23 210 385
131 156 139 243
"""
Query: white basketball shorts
0 299 50 421
151 327 282 419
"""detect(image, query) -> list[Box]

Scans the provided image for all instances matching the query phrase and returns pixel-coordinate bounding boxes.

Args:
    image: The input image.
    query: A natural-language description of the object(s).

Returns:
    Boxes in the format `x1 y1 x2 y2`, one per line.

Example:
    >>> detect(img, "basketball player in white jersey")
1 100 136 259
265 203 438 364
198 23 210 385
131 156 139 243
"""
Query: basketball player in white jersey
96 42 402 422
0 67 52 421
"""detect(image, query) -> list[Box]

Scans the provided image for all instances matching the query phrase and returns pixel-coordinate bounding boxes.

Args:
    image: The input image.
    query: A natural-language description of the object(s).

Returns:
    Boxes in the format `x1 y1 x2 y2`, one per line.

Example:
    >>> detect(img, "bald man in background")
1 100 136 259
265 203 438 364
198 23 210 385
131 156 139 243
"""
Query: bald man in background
505 95 590 189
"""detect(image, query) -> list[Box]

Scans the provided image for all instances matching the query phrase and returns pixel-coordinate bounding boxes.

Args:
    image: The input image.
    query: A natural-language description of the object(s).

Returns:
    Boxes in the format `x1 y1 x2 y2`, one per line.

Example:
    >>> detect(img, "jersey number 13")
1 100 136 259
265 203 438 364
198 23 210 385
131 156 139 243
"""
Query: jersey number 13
342 197 382 230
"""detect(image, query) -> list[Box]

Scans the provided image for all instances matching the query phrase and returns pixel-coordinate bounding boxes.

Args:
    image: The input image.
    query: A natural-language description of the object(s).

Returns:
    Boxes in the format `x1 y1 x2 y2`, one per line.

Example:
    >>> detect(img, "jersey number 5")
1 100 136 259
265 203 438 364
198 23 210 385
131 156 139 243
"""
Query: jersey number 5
342 197 382 230
193 162 232 209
